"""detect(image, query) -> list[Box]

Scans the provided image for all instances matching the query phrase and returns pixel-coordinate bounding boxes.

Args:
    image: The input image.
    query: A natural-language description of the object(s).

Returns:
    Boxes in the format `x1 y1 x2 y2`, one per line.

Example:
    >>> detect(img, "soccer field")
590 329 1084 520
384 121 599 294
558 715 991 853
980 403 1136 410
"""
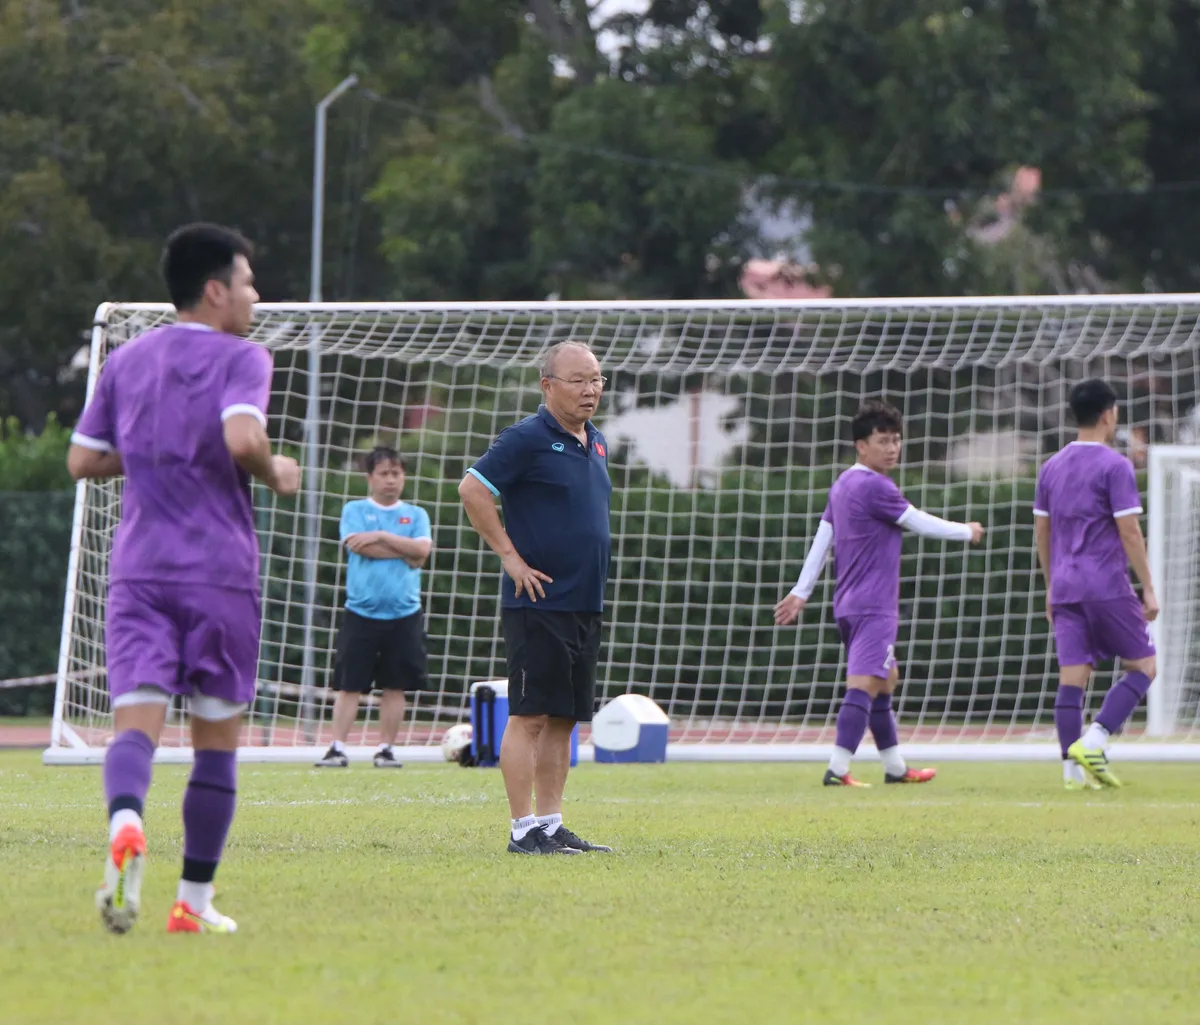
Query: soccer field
3 752 1199 1025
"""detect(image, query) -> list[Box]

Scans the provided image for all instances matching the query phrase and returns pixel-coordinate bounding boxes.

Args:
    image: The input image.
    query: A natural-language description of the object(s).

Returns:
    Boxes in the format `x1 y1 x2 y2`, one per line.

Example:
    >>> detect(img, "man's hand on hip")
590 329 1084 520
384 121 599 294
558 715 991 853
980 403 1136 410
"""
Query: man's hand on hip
501 552 553 602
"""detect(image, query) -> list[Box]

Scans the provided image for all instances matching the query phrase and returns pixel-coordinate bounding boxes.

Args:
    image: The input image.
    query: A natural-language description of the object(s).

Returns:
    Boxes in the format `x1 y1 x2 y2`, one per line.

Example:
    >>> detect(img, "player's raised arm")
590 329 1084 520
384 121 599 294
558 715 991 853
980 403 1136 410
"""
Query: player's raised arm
896 506 984 543
775 512 834 626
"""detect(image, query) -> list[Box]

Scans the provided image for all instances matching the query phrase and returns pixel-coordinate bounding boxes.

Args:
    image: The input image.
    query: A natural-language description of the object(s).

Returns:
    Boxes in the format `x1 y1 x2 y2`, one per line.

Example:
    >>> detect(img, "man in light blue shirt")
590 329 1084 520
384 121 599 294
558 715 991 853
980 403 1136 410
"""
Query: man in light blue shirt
316 447 432 768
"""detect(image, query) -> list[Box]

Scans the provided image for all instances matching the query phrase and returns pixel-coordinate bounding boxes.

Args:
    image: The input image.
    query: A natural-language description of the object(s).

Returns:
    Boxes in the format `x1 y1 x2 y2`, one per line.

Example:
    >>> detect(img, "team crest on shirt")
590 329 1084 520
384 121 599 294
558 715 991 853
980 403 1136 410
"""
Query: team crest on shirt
399 517 411 525
594 442 606 458
552 442 565 452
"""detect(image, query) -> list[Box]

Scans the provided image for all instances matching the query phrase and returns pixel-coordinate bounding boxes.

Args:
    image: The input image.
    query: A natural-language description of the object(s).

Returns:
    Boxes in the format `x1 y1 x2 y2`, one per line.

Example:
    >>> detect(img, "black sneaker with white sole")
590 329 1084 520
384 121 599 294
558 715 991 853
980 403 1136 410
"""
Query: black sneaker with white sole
373 747 403 769
507 826 582 855
314 745 349 768
554 826 613 853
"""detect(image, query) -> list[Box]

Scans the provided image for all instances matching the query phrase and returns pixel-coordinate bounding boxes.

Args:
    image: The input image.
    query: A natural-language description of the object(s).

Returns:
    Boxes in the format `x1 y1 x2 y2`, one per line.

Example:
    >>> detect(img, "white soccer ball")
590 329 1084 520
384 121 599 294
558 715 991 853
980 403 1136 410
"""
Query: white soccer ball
441 723 473 762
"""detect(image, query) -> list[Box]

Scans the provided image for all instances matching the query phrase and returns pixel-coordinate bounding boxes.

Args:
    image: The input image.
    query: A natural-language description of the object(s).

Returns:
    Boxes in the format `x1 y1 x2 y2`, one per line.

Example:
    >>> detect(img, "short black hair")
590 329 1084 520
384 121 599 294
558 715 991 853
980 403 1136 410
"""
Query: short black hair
1069 378 1119 428
161 223 253 310
364 446 404 474
851 399 903 442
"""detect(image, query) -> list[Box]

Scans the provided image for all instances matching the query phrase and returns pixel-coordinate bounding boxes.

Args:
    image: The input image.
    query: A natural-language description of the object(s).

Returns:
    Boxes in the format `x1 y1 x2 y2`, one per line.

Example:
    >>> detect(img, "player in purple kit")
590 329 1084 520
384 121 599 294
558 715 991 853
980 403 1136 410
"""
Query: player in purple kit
1034 379 1157 789
67 224 300 934
774 400 985 786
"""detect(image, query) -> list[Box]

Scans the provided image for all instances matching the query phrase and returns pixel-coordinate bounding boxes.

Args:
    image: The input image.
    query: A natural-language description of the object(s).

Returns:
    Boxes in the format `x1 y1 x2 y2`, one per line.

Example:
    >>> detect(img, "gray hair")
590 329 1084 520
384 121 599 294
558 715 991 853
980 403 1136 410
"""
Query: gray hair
539 341 594 379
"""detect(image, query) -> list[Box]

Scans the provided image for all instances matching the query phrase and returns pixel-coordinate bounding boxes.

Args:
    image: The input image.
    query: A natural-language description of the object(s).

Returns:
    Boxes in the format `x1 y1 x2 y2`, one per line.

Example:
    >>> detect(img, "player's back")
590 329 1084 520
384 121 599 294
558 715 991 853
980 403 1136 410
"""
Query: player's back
1034 441 1140 605
101 323 271 592
824 465 910 617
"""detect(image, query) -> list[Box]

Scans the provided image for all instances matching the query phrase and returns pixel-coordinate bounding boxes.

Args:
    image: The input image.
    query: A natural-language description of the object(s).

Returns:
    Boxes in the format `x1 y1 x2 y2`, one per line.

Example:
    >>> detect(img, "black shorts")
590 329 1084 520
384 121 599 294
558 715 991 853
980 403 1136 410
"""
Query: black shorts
501 609 602 722
333 609 428 694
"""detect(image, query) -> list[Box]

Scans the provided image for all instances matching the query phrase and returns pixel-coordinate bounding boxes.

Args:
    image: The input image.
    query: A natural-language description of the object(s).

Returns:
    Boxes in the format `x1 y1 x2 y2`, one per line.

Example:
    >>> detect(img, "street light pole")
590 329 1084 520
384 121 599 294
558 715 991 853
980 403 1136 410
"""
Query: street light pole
299 73 358 742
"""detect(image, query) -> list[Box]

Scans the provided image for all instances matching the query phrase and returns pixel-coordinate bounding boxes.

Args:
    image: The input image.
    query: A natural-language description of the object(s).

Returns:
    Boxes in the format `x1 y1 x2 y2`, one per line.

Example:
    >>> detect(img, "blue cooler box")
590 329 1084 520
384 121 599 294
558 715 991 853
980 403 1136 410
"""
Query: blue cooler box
469 680 578 768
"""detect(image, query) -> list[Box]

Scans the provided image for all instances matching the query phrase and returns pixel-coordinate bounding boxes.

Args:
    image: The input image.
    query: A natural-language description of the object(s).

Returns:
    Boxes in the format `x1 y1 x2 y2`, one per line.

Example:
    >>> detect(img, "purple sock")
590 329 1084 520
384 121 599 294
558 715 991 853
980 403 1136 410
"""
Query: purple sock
1096 671 1153 736
1054 686 1085 759
181 750 238 884
868 693 899 751
103 729 156 819
835 689 872 753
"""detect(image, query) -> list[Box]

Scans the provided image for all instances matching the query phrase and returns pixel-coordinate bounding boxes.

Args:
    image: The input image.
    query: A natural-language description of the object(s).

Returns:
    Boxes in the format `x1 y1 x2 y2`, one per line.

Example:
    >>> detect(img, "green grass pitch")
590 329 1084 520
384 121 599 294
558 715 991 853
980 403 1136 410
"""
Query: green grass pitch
3 751 1199 1025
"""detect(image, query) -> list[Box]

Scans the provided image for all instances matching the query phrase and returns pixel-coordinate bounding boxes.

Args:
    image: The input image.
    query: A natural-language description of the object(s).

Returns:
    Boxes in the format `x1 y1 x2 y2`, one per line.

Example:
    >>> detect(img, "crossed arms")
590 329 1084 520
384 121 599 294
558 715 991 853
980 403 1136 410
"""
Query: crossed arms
344 531 431 569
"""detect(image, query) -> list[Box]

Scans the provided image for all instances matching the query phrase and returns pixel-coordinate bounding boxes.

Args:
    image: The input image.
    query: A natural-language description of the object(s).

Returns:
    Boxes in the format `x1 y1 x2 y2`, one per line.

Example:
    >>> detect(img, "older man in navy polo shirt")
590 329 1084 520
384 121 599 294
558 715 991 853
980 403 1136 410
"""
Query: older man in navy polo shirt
459 341 614 855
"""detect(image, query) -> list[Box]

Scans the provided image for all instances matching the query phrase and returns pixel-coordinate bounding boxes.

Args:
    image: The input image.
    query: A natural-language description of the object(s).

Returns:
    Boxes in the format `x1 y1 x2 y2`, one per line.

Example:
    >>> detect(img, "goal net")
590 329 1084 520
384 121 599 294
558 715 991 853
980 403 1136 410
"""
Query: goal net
48 297 1200 764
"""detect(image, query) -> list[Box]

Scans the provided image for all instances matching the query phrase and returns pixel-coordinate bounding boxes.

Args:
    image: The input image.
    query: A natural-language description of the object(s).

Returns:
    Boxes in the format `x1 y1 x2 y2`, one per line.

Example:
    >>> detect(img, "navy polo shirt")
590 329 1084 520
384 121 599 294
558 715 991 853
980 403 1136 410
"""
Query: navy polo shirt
468 406 612 612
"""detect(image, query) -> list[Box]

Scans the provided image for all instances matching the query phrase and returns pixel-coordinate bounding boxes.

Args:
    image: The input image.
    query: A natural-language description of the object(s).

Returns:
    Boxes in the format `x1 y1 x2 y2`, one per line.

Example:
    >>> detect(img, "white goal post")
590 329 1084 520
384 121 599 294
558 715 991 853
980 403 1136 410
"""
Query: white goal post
47 296 1200 764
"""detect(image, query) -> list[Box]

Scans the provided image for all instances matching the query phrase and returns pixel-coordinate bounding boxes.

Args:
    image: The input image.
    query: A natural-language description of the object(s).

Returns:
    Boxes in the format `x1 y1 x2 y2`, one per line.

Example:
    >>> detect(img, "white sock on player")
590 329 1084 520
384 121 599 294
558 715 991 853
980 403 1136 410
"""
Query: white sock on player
537 813 563 836
330 739 346 754
177 880 214 913
511 815 538 841
879 746 907 777
1081 722 1111 751
828 747 853 776
1064 759 1086 783
109 808 142 843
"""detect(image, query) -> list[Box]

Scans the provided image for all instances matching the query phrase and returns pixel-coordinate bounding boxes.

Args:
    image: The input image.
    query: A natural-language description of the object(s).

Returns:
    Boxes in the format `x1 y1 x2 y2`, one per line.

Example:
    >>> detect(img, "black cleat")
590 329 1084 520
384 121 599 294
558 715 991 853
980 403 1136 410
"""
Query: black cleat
507 826 582 855
554 826 613 853
314 745 349 768
372 746 403 769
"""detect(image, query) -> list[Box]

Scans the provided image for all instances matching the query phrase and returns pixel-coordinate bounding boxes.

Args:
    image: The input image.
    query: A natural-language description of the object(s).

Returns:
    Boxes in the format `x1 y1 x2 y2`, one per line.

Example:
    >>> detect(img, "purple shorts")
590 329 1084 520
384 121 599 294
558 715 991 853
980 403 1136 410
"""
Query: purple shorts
1052 595 1155 668
106 581 261 704
837 614 899 679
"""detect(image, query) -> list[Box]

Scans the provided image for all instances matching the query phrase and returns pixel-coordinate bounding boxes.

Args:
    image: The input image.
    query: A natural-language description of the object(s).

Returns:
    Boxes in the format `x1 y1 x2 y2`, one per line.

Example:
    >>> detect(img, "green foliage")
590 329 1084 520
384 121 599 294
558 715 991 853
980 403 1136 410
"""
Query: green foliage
0 416 71 491
0 492 73 713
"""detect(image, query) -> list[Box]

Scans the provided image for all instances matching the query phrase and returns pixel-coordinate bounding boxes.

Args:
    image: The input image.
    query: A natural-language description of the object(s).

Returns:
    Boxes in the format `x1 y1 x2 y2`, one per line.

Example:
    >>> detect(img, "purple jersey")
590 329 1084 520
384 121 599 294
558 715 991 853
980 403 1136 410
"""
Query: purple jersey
822 464 913 618
71 323 273 593
1033 441 1142 605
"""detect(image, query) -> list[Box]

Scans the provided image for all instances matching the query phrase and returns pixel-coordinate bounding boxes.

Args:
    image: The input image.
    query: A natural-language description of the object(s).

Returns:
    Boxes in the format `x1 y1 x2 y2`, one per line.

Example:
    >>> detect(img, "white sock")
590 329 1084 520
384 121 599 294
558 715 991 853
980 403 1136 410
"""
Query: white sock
109 808 142 843
377 743 391 752
879 746 907 777
511 814 538 841
537 813 563 836
828 746 854 776
1064 759 1085 783
177 880 213 913
1081 722 1111 751
330 739 346 753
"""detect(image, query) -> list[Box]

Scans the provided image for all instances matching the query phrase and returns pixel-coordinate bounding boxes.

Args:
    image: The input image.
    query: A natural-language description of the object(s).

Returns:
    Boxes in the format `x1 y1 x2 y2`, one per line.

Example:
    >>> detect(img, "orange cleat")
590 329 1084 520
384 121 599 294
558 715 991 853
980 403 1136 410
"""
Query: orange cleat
885 767 937 784
166 900 238 934
823 769 872 787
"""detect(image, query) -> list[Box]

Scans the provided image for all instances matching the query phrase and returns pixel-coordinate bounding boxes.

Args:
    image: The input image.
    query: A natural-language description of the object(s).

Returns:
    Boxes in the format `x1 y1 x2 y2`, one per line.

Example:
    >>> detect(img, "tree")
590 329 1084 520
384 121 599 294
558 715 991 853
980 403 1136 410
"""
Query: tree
763 0 1166 296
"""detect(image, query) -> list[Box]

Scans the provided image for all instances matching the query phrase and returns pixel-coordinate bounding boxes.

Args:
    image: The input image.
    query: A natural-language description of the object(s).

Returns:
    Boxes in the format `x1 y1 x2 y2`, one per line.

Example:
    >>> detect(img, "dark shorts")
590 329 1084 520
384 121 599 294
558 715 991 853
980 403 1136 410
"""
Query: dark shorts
106 580 261 704
1053 595 1156 667
333 609 428 694
836 613 899 680
501 609 602 722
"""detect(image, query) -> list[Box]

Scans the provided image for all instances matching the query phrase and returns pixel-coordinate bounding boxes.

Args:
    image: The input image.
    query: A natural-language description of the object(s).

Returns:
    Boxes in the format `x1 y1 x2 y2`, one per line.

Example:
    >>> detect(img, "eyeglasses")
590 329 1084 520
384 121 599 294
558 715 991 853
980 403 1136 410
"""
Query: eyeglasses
546 375 607 389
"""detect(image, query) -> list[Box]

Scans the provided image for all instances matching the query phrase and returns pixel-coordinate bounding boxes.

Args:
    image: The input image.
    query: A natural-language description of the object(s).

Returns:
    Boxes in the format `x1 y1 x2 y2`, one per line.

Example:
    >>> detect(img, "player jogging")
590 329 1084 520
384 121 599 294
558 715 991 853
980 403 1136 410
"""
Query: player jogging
68 224 300 934
1034 379 1157 789
774 400 984 786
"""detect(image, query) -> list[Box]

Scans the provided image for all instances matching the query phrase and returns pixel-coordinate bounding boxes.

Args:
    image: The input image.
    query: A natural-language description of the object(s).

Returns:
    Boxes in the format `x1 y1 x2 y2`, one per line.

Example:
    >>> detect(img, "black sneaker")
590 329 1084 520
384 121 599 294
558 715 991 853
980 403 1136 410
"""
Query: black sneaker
314 745 349 768
554 826 613 853
507 826 582 855
372 746 403 769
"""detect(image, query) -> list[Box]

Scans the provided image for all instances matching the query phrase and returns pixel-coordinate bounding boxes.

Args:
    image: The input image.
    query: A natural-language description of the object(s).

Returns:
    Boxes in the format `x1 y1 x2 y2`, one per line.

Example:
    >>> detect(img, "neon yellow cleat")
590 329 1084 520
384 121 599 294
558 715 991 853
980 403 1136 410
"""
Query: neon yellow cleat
1068 740 1122 788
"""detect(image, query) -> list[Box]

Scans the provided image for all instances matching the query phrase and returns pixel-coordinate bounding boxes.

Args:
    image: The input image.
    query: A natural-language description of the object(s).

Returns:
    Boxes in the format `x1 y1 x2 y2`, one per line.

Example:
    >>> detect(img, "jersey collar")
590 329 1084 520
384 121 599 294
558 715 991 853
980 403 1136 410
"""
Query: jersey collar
538 404 598 440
